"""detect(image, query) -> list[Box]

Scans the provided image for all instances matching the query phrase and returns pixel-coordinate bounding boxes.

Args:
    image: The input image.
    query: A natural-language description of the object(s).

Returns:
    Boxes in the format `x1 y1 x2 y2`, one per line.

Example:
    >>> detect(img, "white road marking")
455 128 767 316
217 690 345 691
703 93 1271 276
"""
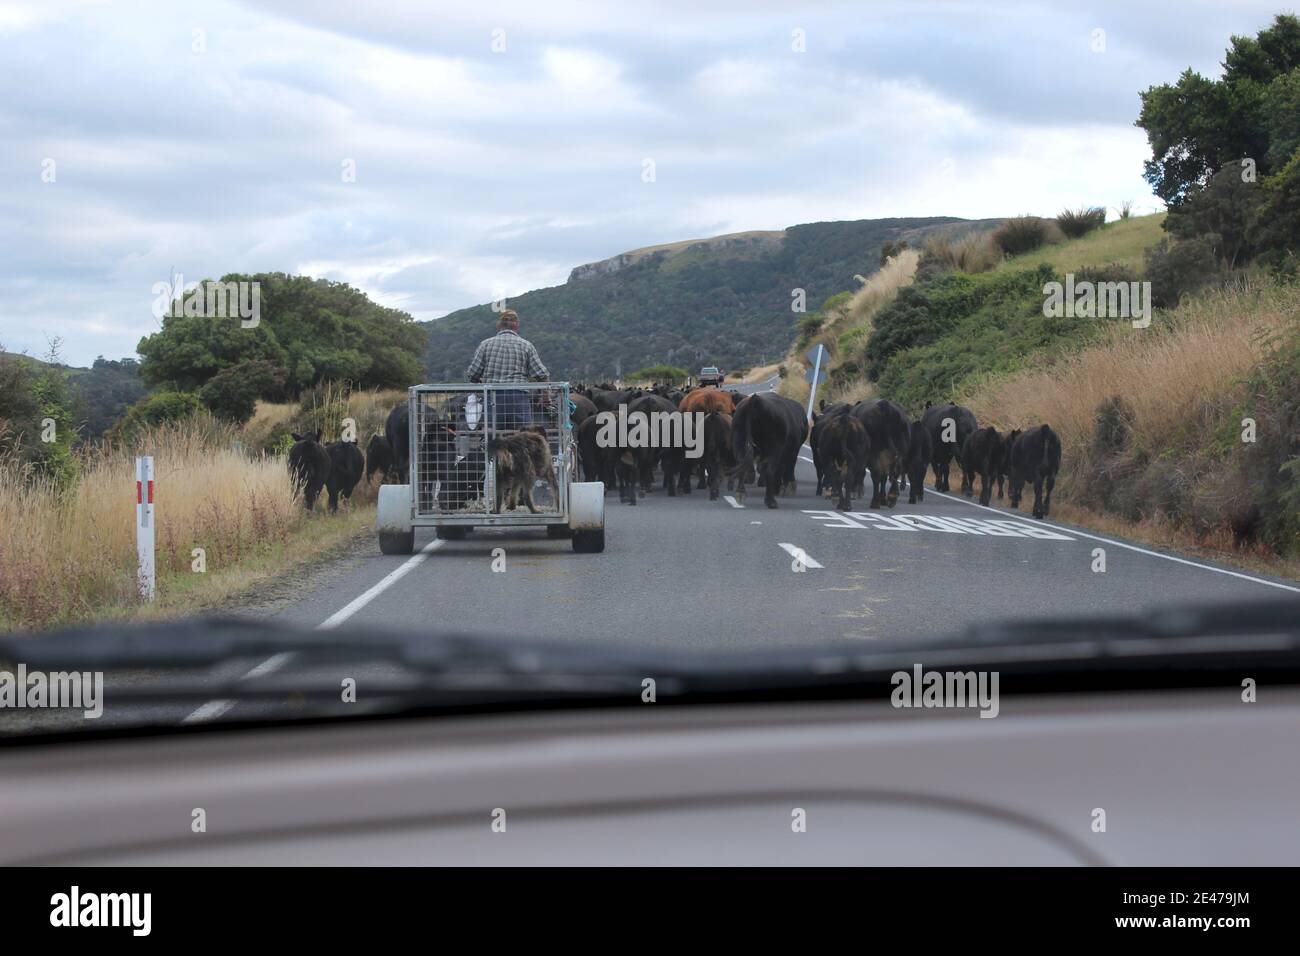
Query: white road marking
181 539 446 726
779 542 824 568
318 538 446 629
927 488 1300 594
724 495 744 509
181 651 296 725
799 456 815 464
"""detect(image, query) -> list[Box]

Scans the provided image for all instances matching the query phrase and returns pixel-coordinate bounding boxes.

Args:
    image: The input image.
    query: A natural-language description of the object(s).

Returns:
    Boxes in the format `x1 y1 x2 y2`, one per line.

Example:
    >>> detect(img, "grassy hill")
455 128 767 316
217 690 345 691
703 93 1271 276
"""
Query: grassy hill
991 213 1166 275
774 211 1299 570
421 217 998 382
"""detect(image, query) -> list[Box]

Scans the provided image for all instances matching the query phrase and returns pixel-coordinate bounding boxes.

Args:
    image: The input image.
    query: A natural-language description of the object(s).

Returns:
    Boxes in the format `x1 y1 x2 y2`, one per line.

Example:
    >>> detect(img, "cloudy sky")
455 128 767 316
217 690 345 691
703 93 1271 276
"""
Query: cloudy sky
0 0 1285 365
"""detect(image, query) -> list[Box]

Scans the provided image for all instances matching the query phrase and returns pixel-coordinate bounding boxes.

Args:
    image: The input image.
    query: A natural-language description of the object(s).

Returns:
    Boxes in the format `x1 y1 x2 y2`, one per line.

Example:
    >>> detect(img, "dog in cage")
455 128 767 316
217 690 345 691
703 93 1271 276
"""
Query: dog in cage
487 427 559 513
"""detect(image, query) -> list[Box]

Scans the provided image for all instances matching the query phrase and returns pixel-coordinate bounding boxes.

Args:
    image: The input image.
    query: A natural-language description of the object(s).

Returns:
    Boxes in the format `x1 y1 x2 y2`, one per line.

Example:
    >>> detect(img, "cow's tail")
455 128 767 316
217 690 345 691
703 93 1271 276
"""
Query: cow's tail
729 399 755 477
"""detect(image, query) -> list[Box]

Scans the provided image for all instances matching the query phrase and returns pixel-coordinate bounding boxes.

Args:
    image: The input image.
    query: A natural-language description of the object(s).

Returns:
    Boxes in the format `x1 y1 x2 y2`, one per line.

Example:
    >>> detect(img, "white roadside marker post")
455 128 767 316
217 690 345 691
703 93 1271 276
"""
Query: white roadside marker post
136 456 156 601
804 343 827 424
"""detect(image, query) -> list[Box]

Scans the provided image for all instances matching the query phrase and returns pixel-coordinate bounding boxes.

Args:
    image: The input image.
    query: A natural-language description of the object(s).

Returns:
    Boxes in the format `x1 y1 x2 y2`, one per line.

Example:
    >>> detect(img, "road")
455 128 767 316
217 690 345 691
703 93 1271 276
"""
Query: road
276 446 1295 642
5 437 1297 733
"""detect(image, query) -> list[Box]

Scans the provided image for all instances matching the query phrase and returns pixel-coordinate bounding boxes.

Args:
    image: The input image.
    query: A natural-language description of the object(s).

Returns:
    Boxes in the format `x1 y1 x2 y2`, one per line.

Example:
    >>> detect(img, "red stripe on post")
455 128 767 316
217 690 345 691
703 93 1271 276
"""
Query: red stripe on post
137 481 142 504
147 480 154 504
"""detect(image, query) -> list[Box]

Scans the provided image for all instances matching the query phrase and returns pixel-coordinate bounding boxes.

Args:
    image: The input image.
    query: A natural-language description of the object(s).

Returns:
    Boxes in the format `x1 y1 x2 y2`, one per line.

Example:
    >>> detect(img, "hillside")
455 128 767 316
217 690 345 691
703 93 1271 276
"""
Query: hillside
421 217 999 381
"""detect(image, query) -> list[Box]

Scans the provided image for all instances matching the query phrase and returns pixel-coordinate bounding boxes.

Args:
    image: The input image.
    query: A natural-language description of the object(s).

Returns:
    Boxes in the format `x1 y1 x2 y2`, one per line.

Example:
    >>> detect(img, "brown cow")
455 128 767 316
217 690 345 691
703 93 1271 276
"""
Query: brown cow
679 387 734 416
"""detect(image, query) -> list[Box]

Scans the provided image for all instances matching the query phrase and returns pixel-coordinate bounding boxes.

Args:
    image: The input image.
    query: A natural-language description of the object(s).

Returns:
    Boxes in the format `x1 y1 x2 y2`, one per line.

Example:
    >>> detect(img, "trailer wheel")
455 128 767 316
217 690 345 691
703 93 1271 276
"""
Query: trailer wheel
572 528 605 553
436 526 470 540
379 529 415 555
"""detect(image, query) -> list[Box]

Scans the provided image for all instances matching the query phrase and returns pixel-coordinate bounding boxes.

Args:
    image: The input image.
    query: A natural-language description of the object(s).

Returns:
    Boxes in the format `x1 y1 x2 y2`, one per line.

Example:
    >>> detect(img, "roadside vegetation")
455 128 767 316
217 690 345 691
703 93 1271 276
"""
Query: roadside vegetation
768 17 1300 571
0 387 396 632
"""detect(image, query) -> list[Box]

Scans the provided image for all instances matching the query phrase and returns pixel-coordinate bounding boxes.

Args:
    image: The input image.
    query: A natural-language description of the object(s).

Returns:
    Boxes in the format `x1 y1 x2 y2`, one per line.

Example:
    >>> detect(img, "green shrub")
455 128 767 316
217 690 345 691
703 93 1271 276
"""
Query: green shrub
1144 237 1222 308
1056 207 1107 238
105 391 204 445
625 364 688 383
198 359 287 425
992 216 1057 256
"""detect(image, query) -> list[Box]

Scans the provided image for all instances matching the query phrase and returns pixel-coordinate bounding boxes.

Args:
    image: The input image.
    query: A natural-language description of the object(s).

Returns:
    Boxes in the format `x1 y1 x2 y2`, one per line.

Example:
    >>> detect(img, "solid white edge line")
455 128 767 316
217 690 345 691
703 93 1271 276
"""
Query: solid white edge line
318 538 445 629
723 495 744 509
799 456 815 464
927 488 1300 594
181 540 445 725
778 542 824 569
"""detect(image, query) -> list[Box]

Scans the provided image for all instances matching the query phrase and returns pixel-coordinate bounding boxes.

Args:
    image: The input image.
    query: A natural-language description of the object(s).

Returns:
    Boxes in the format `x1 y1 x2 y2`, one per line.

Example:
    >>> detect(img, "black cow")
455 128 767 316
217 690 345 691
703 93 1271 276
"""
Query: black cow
809 402 852 496
385 405 410 476
626 393 682 501
730 392 805 508
1007 424 1061 519
851 399 910 508
570 393 598 429
576 413 618 490
815 413 869 511
921 403 978 493
324 441 364 513
702 410 737 500
999 429 1021 499
904 421 932 504
961 426 1006 506
590 388 641 413
365 434 397 483
287 431 331 511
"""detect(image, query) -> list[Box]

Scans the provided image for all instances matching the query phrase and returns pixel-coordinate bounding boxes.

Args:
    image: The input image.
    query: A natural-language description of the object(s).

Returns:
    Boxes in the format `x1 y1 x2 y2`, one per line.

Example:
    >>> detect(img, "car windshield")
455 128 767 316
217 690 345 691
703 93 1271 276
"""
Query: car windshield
1 2 1299 741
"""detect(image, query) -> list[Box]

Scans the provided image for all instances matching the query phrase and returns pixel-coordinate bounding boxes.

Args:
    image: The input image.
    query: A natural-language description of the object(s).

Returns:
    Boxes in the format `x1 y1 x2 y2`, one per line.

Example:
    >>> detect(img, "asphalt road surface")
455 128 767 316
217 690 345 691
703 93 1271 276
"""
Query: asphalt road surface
5 441 1297 734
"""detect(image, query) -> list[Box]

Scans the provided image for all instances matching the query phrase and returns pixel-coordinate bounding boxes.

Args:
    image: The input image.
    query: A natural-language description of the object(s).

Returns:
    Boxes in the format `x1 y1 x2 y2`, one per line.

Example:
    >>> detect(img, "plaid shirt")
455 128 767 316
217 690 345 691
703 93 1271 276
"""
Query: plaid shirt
466 329 548 384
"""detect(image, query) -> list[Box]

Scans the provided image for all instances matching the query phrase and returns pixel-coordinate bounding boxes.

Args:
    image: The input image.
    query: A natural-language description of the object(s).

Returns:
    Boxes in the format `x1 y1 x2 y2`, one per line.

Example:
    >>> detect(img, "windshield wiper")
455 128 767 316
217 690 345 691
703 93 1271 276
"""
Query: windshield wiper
2 598 1298 719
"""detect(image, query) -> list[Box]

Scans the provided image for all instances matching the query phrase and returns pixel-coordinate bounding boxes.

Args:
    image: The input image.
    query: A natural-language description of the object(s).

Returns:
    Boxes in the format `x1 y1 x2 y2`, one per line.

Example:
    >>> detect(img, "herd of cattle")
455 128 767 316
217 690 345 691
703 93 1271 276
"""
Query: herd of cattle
570 384 1063 520
285 383 1063 521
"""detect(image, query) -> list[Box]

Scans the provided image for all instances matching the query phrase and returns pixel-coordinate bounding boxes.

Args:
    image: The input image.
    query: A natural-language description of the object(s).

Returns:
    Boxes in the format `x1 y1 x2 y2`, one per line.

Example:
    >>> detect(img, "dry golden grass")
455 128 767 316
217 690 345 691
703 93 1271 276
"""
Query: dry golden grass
0 400 388 631
777 250 919 409
838 249 920 334
961 277 1298 459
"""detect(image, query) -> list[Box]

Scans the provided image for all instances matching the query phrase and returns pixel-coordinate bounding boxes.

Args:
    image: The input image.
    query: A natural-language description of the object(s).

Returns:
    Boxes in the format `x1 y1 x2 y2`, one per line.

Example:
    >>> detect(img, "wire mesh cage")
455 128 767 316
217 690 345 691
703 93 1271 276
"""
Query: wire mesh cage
411 383 571 522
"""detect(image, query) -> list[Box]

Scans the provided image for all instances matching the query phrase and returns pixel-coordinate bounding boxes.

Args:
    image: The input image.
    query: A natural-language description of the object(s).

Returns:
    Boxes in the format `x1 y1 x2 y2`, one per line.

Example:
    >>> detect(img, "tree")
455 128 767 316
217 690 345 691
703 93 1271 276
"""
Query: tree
1137 14 1300 205
198 359 287 424
1165 163 1259 268
137 273 425 396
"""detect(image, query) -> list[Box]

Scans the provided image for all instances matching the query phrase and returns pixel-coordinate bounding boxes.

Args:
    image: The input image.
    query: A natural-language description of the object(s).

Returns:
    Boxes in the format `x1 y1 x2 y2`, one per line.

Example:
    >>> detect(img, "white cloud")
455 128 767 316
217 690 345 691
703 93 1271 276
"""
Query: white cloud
0 0 1281 365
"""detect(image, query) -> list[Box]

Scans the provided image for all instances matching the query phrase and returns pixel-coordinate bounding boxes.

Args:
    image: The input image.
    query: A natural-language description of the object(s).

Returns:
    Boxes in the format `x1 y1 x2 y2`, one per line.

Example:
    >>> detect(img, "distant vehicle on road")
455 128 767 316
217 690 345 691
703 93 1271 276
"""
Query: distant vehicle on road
698 365 723 387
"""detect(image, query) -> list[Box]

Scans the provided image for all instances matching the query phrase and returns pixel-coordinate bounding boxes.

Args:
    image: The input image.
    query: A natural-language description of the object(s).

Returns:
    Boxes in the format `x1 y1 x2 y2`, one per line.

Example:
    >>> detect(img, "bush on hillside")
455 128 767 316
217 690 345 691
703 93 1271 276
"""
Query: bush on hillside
1056 207 1107 238
879 239 909 265
106 391 204 445
992 216 1060 256
625 364 688 384
1225 330 1300 553
1145 237 1222 308
199 359 287 425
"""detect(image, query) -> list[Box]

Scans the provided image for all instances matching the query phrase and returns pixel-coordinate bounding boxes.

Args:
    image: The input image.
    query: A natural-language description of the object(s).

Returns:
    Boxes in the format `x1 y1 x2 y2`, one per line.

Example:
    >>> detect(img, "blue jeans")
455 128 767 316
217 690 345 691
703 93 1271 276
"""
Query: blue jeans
493 389 533 430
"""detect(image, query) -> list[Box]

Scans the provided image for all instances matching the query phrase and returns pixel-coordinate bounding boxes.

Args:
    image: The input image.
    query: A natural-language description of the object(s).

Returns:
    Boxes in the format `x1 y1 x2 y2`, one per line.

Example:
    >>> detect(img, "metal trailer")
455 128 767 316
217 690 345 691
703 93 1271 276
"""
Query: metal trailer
375 382 606 555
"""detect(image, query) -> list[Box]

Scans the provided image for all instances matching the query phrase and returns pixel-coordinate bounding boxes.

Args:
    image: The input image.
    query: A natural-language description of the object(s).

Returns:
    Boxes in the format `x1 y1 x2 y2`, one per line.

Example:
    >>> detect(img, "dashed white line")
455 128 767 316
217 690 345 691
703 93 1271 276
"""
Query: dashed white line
927 488 1300 594
778 542 824 568
723 495 744 509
